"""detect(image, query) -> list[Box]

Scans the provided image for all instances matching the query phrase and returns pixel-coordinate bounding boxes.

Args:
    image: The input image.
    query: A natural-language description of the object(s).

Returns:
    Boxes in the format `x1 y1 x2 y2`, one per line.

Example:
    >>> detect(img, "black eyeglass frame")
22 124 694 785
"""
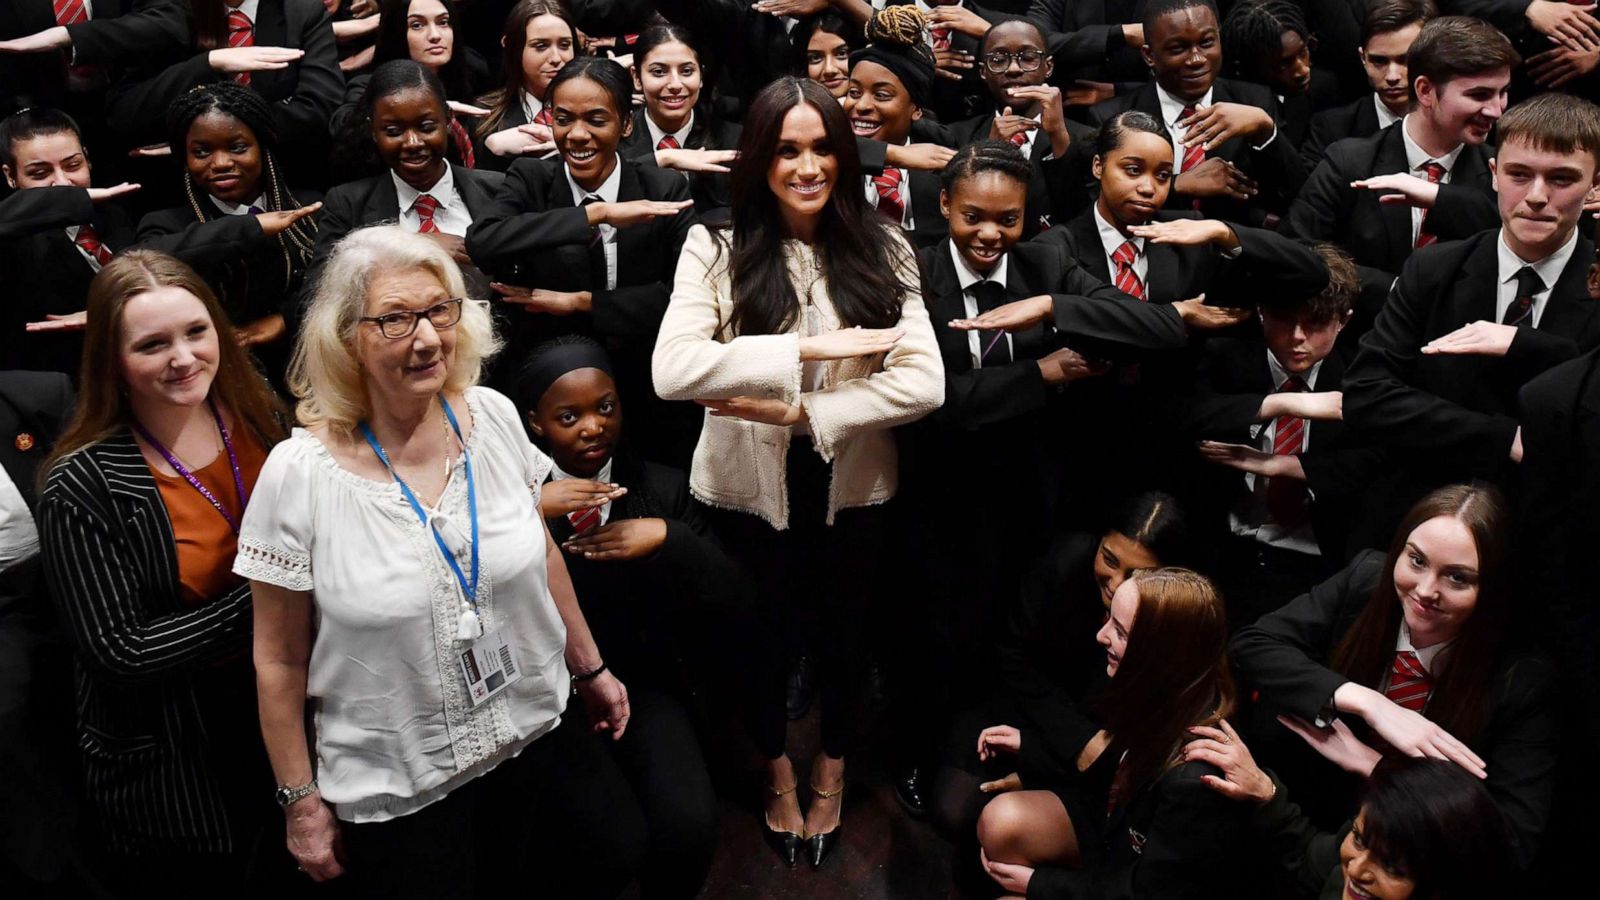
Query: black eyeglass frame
359 298 466 339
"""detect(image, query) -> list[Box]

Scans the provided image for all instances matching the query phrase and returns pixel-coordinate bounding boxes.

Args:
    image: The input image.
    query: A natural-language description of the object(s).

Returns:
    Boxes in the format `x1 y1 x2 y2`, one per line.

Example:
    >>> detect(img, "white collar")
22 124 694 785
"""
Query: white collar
1093 203 1142 259
565 160 622 206
1373 93 1401 130
948 240 1008 291
225 0 259 21
552 458 613 484
208 194 266 217
644 110 695 149
1155 83 1213 124
520 90 544 122
391 165 456 212
1400 114 1465 174
1397 619 1454 675
1267 349 1322 392
1497 227 1580 292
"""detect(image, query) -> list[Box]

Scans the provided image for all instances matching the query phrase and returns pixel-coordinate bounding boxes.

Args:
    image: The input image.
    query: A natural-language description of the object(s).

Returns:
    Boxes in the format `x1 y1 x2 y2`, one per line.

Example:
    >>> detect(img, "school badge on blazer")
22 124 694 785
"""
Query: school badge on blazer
15 433 35 452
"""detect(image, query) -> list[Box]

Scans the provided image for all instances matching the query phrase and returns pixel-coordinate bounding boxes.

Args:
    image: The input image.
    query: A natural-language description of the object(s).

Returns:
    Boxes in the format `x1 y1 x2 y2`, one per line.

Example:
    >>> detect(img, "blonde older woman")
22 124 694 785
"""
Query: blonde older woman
238 225 644 898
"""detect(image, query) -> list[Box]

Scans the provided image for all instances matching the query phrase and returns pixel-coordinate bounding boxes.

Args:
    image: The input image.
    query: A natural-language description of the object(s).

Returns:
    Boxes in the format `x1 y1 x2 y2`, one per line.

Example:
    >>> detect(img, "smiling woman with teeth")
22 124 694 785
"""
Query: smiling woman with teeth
653 76 942 872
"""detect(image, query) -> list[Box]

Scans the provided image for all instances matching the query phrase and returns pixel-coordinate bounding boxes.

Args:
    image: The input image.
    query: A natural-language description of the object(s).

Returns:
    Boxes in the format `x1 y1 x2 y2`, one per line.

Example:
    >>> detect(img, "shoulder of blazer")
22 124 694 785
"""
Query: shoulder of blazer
1521 347 1597 425
629 157 693 200
0 371 73 425
322 173 389 216
1214 77 1273 110
505 156 565 196
41 432 155 520
453 164 505 205
1346 547 1389 588
136 205 199 234
1324 124 1391 175
1009 240 1072 288
1405 230 1495 291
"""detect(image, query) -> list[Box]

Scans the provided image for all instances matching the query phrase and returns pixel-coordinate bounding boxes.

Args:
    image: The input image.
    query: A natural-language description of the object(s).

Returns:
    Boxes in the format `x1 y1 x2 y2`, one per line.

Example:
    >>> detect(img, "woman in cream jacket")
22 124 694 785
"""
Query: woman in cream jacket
653 77 942 870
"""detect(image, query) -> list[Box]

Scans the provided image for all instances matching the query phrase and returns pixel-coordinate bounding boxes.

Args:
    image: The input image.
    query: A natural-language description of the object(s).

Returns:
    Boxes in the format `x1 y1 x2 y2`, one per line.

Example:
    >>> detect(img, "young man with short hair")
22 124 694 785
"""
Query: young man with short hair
1300 0 1436 167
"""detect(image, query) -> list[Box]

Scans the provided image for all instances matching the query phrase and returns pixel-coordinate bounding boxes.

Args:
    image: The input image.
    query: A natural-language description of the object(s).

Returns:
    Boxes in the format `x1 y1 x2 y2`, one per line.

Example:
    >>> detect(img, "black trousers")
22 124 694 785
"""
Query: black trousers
707 437 886 760
340 714 647 899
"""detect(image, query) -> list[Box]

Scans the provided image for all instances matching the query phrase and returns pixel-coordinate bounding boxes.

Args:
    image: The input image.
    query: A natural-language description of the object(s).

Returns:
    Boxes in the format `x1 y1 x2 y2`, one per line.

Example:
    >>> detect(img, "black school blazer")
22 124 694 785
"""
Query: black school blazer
1232 550 1559 867
618 107 741 221
37 431 257 855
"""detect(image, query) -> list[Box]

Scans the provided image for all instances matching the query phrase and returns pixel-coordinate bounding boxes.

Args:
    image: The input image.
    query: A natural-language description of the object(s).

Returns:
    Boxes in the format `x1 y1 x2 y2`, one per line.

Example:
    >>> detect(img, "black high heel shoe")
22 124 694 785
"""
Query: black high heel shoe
805 781 844 870
764 782 802 868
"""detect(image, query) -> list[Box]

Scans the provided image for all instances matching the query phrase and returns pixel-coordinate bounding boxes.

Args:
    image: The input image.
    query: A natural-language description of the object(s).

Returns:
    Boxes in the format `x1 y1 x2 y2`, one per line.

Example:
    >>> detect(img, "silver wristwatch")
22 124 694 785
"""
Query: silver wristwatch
274 780 318 808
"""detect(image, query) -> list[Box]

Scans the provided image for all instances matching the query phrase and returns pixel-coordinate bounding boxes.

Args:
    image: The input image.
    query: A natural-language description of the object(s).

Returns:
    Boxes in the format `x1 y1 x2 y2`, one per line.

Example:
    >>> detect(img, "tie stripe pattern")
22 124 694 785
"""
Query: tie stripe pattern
533 106 553 127
413 194 440 234
657 134 680 151
1504 267 1544 327
1111 241 1145 300
1266 375 1309 526
1385 650 1432 712
1179 104 1205 173
1009 130 1027 148
227 10 254 85
568 506 600 535
446 119 476 168
873 168 905 226
1414 161 1446 248
931 28 951 51
53 0 88 25
75 224 114 266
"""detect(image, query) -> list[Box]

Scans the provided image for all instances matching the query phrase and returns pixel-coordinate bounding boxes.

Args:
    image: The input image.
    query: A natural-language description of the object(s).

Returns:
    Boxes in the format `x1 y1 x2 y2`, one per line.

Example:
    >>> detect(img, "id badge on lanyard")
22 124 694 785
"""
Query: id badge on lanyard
458 626 523 708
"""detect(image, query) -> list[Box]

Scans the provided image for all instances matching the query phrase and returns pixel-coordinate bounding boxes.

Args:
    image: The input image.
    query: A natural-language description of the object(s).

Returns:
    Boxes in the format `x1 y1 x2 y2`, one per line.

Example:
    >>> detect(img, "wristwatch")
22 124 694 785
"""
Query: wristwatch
275 780 319 808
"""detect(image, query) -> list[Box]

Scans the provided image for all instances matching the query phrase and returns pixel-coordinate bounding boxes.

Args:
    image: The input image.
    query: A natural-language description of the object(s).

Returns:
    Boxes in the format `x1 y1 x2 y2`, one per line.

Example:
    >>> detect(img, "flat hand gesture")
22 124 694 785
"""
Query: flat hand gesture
1353 697 1486 777
798 327 905 361
236 313 287 347
539 478 627 518
656 147 738 173
484 124 554 157
1186 720 1275 804
447 100 491 117
977 724 1022 761
1527 1 1600 53
752 0 828 17
88 183 141 203
285 798 346 882
1422 321 1518 358
25 312 88 333
1063 80 1115 107
696 397 803 427
888 143 957 171
257 203 322 237
562 517 668 561
576 669 630 740
490 283 590 315
591 198 694 228
927 4 991 38
1278 715 1384 778
1180 102 1273 152
948 295 1053 333
1173 295 1252 330
1351 172 1440 209
209 46 305 73
1128 218 1233 247
1197 441 1285 477
978 771 1023 794
1175 157 1257 201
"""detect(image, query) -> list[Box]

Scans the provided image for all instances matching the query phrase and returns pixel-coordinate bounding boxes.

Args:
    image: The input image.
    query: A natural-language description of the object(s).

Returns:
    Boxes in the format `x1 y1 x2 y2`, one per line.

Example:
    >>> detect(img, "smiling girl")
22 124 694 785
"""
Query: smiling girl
621 24 741 220
474 0 579 170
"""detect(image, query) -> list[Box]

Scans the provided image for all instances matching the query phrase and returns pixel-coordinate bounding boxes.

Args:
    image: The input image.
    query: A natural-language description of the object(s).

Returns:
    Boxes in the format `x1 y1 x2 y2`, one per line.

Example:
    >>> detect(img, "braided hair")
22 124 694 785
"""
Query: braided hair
165 83 318 304
866 4 935 67
938 140 1033 195
1220 0 1309 84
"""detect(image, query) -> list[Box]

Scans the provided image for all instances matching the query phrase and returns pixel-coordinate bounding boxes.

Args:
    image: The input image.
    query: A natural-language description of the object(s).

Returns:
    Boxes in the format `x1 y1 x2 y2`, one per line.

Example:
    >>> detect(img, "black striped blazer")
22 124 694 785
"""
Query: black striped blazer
37 430 256 855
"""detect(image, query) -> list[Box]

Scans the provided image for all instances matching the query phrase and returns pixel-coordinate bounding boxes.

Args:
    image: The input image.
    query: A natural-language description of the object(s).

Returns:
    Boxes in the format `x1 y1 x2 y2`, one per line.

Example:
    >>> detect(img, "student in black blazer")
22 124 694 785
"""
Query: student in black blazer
0 108 137 376
0 370 78 893
1299 0 1432 171
1285 16 1515 337
618 24 741 222
1231 484 1558 870
468 0 576 173
1342 94 1600 542
1016 0 1149 84
1181 246 1384 625
136 83 322 383
893 142 1191 815
38 250 290 894
515 336 726 900
973 568 1249 900
103 0 342 181
467 57 697 466
311 61 503 303
654 0 793 119
1218 0 1344 152
1085 0 1308 224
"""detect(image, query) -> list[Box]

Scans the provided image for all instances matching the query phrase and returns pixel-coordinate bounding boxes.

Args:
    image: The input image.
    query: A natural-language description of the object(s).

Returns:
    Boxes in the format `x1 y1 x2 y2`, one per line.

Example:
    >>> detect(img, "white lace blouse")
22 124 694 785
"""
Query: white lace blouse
234 387 569 823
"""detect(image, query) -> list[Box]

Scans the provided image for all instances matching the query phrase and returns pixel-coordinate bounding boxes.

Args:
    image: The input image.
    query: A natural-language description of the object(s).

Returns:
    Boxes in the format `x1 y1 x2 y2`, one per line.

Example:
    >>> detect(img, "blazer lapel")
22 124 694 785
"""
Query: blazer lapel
1533 237 1599 340
1354 96 1379 135
1066 210 1112 282
1004 250 1051 357
250 0 290 98
613 161 647 286
453 165 496 219
367 173 401 222
1454 144 1494 192
1374 127 1414 267
1455 235 1501 322
1144 242 1179 305
923 243 974 370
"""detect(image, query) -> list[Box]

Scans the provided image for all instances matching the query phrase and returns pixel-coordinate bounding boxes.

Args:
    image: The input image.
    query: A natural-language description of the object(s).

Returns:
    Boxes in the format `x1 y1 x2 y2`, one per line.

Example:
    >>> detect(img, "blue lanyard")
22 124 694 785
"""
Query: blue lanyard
359 396 479 611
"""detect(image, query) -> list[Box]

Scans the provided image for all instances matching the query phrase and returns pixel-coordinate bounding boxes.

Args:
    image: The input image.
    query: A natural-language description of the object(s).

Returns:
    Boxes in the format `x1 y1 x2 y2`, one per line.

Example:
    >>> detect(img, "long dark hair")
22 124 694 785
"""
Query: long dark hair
47 250 288 472
1099 568 1234 793
1359 757 1514 897
721 77 913 336
332 60 451 181
1108 491 1192 568
373 0 472 100
1331 484 1511 744
476 0 578 137
632 23 725 146
788 11 863 75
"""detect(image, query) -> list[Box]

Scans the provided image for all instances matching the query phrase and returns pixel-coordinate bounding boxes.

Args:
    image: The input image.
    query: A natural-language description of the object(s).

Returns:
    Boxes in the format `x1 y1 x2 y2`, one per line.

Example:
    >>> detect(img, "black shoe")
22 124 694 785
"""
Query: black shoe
764 782 802 868
806 781 844 870
786 655 814 721
894 766 927 818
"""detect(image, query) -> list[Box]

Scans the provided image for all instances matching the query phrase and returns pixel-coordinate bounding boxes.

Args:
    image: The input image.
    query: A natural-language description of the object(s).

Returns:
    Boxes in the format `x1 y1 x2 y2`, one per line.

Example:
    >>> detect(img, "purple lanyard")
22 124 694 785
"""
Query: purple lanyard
133 398 249 535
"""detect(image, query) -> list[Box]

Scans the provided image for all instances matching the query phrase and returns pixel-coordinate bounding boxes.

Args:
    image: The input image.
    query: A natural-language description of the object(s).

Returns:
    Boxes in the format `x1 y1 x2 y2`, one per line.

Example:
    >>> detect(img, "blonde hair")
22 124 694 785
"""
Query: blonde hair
290 225 500 433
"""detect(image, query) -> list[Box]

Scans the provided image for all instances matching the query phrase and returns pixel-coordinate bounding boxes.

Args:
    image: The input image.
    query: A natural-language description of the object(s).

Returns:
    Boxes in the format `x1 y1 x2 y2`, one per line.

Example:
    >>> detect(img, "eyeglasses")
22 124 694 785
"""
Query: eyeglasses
360 298 465 339
983 49 1045 73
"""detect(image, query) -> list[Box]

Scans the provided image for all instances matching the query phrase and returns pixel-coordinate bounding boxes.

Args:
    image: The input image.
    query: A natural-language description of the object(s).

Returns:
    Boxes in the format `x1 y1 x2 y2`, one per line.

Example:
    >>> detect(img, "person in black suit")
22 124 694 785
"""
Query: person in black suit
1218 0 1343 151
1300 0 1434 171
1086 0 1308 224
102 0 343 182
1016 0 1149 84
972 568 1249 899
0 107 138 376
654 0 793 120
0 371 80 894
136 83 323 384
1231 484 1558 870
619 24 741 222
1285 16 1515 338
1183 245 1383 625
469 0 575 172
515 335 725 900
466 56 697 466
312 60 503 306
1342 92 1600 542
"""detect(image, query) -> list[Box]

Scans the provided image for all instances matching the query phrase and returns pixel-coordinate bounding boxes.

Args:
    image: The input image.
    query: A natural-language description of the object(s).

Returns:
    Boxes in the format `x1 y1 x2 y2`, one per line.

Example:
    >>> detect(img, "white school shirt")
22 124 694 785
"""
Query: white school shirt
566 161 622 291
0 463 40 572
63 225 104 273
1399 115 1464 245
392 167 472 237
1094 204 1147 285
1229 352 1323 556
949 241 1014 367
863 139 914 232
1495 227 1579 329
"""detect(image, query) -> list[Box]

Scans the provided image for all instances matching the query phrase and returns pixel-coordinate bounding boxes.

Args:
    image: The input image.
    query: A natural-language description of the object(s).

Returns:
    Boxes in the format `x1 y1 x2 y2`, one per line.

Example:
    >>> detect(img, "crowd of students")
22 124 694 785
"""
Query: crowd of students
1 0 1598 898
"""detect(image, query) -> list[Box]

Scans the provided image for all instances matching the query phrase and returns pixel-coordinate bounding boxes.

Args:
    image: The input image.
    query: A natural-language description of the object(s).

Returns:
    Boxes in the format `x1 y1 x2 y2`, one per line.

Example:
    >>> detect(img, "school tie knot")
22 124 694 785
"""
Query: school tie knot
1420 161 1446 184
1385 650 1432 712
413 194 440 234
931 27 951 52
1503 266 1545 328
872 167 905 225
568 505 601 535
1009 130 1028 147
1179 104 1205 174
74 223 114 266
657 134 681 151
227 8 254 84
1111 240 1146 300
533 106 553 127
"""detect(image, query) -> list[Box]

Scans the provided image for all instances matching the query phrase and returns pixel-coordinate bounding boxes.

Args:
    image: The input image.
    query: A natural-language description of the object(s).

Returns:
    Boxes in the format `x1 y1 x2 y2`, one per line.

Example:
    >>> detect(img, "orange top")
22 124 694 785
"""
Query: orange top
152 425 269 609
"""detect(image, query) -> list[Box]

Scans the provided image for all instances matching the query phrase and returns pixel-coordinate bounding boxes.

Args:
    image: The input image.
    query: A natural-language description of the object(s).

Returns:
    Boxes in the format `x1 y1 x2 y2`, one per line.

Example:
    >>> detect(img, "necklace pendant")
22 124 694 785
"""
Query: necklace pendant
457 606 484 641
